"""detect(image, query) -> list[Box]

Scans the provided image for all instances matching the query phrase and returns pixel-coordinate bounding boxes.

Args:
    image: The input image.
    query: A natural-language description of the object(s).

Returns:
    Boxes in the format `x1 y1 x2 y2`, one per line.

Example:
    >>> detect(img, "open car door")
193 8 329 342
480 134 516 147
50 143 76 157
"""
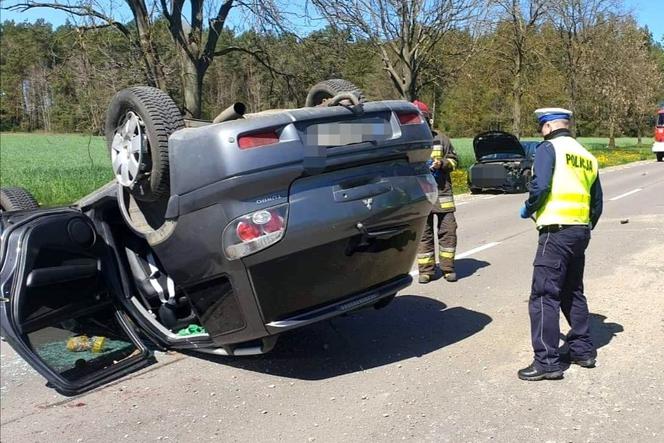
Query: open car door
0 209 153 396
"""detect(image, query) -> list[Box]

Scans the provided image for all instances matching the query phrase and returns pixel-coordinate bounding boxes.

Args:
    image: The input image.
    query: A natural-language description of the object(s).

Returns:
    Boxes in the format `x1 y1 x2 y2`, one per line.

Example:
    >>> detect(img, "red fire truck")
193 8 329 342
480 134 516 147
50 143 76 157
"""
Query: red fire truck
654 107 664 162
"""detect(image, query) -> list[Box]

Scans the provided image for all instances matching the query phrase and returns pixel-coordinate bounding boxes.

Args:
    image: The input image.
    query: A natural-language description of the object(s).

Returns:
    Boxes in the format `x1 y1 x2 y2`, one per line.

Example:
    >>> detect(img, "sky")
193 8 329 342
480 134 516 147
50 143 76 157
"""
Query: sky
0 0 662 42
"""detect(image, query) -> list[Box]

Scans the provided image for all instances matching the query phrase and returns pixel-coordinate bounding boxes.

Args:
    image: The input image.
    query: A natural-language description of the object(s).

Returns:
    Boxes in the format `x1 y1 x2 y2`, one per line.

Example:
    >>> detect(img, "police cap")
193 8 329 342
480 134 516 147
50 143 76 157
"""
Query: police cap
534 107 573 124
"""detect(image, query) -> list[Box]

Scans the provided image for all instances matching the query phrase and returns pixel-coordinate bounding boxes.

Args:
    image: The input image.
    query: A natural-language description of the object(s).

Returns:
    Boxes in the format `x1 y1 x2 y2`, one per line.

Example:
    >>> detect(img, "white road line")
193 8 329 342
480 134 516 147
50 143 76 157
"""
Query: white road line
456 194 499 205
409 241 502 277
609 188 642 201
456 242 501 259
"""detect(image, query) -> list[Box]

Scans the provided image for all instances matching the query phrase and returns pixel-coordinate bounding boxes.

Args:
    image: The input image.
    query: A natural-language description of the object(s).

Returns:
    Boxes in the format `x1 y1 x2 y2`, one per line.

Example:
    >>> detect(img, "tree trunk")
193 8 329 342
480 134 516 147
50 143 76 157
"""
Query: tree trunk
179 53 203 118
512 71 522 138
568 80 578 137
142 43 167 90
608 120 616 149
637 122 642 145
127 0 167 90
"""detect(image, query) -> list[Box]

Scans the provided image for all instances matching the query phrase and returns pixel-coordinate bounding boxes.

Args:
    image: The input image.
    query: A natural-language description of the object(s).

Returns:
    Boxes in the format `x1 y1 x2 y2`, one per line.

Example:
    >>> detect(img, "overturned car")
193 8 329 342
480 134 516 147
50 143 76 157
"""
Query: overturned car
0 80 437 396
467 131 539 193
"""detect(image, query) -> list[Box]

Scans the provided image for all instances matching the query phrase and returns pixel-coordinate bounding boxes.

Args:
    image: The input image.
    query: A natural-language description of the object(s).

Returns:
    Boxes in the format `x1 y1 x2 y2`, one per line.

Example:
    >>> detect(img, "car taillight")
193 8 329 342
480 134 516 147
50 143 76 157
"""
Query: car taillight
223 203 289 260
417 174 438 205
238 130 280 149
397 112 424 125
236 221 261 242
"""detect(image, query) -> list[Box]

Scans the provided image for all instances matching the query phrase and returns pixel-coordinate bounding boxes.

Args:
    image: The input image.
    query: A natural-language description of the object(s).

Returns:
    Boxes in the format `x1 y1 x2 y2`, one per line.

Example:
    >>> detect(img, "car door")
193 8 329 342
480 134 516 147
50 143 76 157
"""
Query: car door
0 209 153 396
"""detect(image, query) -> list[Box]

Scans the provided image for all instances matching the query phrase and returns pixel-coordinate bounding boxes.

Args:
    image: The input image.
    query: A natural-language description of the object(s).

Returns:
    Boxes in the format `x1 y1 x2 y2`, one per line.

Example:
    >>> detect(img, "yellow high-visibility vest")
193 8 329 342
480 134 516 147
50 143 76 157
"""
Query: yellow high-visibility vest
535 137 598 227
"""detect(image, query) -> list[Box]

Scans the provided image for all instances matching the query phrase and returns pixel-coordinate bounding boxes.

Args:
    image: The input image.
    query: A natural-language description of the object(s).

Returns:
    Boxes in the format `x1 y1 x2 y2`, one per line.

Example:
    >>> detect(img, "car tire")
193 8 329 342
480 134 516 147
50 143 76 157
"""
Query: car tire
657 153 663 162
0 187 39 212
105 86 184 202
305 79 366 107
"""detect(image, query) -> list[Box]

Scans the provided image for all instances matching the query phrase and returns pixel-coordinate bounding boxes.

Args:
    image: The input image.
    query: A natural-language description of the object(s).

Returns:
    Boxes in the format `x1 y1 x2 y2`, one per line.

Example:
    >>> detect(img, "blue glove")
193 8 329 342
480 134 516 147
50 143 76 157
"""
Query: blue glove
520 205 529 219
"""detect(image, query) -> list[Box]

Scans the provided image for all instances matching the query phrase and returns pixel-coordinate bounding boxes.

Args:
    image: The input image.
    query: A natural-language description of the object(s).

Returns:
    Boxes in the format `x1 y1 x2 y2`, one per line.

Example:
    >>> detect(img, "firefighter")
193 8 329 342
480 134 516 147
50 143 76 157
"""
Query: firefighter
517 108 603 381
413 100 459 284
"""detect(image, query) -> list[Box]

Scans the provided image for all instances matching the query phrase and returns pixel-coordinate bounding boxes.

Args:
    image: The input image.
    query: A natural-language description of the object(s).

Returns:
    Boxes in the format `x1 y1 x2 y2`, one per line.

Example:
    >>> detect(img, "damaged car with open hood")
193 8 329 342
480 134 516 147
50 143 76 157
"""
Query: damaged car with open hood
467 130 539 193
0 80 437 396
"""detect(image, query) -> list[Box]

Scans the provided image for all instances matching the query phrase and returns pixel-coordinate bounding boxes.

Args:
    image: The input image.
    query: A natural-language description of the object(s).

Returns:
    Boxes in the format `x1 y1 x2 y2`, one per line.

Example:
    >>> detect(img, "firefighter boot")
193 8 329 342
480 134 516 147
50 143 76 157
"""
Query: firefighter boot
444 271 457 282
419 274 431 284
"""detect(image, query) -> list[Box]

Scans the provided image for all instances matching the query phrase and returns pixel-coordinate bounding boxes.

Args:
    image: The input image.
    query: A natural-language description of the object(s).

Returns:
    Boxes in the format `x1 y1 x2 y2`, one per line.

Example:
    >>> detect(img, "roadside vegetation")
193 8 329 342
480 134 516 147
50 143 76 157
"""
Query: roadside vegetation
0 133 654 206
0 133 111 206
2 1 663 145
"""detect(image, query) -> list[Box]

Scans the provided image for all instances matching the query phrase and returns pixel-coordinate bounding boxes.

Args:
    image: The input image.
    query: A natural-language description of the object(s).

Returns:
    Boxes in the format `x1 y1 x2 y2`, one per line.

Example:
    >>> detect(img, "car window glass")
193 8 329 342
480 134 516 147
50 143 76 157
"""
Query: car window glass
27 306 139 382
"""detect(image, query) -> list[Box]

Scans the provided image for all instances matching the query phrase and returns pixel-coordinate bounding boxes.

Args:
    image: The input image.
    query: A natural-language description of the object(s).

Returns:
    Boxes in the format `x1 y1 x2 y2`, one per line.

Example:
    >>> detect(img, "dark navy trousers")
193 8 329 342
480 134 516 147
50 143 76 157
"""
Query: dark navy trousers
529 225 595 371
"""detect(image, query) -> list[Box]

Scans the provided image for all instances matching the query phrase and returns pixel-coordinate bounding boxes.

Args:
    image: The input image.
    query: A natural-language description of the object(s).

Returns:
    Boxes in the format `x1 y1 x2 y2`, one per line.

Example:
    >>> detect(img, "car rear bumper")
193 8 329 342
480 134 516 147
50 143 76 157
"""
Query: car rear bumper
652 141 664 152
264 274 411 333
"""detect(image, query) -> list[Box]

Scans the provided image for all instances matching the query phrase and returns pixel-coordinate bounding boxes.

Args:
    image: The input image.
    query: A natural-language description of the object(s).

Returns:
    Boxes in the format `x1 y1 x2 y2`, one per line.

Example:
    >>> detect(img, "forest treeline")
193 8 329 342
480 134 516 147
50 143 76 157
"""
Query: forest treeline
1 0 663 142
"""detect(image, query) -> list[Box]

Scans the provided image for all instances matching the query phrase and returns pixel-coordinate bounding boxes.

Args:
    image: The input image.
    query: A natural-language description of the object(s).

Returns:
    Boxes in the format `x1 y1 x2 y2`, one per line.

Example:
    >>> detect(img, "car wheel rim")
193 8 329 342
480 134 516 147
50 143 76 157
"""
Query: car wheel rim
111 111 145 187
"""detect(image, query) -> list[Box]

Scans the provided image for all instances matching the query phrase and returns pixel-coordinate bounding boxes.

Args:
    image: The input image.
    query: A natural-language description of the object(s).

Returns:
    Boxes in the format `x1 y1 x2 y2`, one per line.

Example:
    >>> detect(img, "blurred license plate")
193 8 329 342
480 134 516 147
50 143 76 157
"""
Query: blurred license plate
307 119 392 146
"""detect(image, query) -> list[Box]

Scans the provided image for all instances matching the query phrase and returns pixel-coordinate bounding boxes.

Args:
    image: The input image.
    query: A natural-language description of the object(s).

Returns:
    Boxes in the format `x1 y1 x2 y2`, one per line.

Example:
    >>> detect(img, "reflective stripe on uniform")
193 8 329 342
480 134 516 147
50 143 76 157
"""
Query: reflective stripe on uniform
439 247 455 259
447 158 457 169
417 252 435 265
417 257 436 265
438 195 455 210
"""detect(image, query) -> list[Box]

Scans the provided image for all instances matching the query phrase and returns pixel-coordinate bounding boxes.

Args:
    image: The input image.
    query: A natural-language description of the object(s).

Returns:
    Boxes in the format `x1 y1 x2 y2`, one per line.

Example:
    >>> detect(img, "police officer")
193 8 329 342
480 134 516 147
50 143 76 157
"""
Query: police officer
413 100 459 284
517 108 603 381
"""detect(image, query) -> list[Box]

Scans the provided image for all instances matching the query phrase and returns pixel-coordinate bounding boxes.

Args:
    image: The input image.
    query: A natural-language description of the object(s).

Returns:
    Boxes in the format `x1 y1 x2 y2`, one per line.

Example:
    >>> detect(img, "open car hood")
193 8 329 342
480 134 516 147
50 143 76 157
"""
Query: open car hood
473 131 525 161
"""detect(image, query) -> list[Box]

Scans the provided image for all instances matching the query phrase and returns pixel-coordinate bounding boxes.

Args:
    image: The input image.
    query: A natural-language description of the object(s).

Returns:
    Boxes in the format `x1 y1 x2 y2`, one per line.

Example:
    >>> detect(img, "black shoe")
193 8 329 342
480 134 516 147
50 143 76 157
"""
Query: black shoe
572 358 596 368
517 363 563 381
571 356 596 368
560 353 596 368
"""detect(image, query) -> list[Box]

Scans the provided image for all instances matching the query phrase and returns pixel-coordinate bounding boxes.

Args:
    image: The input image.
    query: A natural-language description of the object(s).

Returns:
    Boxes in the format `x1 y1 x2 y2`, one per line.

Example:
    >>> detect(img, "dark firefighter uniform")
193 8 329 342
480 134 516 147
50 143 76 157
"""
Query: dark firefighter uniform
417 131 459 281
518 108 603 381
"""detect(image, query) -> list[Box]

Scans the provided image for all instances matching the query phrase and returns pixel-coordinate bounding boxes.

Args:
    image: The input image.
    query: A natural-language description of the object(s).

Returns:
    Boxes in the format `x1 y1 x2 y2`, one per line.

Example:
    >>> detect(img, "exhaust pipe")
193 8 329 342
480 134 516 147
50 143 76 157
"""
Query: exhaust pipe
213 102 247 124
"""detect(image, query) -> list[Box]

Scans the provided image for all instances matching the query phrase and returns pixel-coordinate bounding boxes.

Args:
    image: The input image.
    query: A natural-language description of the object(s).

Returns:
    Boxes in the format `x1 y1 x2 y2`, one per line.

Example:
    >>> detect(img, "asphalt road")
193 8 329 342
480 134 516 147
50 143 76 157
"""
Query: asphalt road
2 160 663 442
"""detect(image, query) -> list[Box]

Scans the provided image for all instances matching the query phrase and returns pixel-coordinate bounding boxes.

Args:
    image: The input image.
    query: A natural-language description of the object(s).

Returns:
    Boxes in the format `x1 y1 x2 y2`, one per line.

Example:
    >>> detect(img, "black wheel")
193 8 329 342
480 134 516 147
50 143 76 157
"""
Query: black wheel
305 79 366 107
0 187 39 212
657 153 663 162
105 86 184 202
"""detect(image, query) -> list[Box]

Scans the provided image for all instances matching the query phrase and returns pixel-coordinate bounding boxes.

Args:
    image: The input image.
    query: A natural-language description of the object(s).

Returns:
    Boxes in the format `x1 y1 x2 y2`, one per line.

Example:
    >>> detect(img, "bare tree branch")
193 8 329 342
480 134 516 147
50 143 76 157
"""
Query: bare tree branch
213 45 293 78
8 1 131 37
311 0 484 100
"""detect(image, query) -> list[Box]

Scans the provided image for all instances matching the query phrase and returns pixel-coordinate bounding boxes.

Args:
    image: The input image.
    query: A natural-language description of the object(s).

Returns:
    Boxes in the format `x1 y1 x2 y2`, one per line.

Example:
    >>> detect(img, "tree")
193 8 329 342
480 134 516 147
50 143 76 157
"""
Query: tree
0 20 56 131
490 0 547 138
581 17 661 148
548 0 620 135
311 0 484 101
9 1 288 118
625 29 663 145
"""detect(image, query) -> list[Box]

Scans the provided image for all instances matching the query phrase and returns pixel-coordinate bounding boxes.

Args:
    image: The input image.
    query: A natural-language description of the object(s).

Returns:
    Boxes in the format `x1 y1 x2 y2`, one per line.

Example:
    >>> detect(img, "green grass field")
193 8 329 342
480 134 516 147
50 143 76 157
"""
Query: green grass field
0 133 656 207
0 133 113 207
